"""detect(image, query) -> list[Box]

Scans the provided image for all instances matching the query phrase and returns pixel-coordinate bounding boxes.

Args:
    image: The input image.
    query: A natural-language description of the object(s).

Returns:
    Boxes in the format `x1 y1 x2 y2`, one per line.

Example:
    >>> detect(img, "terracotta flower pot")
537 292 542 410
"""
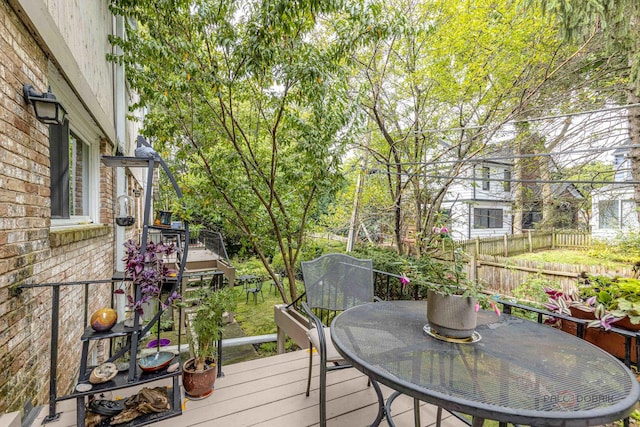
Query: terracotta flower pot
563 307 637 363
182 358 217 399
427 289 477 339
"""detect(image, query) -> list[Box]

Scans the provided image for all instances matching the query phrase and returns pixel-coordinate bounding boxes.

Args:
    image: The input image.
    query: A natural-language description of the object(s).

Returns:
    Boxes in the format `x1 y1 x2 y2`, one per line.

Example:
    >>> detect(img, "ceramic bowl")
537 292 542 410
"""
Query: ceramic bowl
90 308 117 332
146 338 171 348
138 351 175 373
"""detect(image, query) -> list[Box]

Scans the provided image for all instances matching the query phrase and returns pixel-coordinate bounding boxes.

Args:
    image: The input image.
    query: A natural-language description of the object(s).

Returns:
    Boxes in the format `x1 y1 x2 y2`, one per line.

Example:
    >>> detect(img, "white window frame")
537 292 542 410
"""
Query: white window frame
598 200 619 230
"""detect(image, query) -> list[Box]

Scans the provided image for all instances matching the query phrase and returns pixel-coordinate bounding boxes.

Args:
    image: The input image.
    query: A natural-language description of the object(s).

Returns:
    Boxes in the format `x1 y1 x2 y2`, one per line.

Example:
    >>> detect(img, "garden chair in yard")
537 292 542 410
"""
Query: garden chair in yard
245 278 265 303
300 253 378 427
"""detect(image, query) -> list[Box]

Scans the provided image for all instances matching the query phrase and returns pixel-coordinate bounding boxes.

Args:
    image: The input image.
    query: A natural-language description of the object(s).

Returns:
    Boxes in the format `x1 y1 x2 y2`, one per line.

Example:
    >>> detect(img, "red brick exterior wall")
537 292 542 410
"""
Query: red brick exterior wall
0 2 116 414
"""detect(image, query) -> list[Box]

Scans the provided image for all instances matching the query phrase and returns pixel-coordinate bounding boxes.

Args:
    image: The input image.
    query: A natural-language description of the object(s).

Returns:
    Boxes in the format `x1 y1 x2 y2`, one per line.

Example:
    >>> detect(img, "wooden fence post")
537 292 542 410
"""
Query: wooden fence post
528 230 533 252
503 234 508 257
475 237 480 257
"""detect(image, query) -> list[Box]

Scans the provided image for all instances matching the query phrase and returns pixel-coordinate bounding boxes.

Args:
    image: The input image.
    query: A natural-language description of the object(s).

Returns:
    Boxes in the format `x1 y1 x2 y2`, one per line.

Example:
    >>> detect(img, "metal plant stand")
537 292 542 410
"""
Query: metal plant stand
68 137 189 427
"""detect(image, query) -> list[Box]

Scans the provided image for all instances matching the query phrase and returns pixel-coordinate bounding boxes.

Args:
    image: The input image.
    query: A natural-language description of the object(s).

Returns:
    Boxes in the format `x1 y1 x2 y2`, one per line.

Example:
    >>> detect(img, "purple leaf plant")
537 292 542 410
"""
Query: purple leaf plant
114 239 181 315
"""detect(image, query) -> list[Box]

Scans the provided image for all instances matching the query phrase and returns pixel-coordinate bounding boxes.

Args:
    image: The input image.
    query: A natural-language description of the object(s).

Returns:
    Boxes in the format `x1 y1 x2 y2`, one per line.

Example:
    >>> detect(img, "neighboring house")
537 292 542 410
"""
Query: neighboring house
591 148 640 240
441 160 514 240
522 183 586 230
1 0 142 418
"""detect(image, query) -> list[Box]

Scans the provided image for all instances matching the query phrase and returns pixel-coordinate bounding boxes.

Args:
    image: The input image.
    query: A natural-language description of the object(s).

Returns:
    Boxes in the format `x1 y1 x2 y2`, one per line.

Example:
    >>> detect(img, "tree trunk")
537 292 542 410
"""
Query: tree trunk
512 125 527 234
628 93 640 224
539 155 555 230
394 193 404 255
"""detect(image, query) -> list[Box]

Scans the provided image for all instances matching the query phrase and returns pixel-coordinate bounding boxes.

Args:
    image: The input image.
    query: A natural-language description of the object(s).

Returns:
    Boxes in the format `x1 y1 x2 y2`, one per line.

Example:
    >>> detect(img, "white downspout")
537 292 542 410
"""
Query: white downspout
114 13 127 320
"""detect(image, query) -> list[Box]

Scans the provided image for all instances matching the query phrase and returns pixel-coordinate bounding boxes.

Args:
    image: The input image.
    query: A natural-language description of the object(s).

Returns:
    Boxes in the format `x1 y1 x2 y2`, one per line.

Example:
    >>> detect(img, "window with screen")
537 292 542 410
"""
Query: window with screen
482 167 490 191
474 208 503 228
50 123 96 224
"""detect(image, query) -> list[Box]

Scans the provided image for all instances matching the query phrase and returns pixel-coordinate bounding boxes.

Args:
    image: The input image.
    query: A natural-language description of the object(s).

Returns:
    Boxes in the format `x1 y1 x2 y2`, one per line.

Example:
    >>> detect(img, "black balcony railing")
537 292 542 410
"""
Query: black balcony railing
17 269 640 426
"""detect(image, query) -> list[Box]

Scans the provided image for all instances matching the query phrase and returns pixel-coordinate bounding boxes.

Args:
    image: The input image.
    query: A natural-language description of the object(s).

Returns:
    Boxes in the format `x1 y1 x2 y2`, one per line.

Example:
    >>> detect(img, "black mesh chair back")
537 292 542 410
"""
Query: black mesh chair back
300 253 375 427
303 253 373 309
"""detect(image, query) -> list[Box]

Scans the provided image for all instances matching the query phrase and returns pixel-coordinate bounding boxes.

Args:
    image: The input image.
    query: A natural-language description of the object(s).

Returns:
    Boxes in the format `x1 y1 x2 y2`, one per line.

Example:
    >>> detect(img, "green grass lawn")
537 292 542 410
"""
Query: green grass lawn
511 249 634 269
230 275 305 356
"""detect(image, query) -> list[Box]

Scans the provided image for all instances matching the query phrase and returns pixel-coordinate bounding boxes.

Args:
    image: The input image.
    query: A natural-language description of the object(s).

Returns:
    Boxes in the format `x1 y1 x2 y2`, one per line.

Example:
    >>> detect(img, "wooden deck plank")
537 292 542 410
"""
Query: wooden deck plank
29 350 471 427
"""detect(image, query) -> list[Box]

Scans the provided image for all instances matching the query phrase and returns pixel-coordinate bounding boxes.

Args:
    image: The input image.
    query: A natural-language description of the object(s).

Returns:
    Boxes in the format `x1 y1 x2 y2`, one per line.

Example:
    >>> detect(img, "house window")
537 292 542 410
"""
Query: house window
522 211 542 230
599 201 619 229
50 122 96 225
474 208 503 229
621 200 636 228
482 167 490 191
613 154 631 182
503 170 511 192
70 133 89 216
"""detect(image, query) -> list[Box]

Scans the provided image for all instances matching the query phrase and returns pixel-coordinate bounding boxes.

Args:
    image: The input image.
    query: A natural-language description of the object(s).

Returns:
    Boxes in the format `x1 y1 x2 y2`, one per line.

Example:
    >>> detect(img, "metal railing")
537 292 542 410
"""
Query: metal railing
198 230 230 262
20 267 639 426
16 279 117 423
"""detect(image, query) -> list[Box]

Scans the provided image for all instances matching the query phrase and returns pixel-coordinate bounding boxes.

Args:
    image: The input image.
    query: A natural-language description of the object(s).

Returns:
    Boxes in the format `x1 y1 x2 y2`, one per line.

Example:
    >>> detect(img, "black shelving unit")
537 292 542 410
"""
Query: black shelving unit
68 141 189 427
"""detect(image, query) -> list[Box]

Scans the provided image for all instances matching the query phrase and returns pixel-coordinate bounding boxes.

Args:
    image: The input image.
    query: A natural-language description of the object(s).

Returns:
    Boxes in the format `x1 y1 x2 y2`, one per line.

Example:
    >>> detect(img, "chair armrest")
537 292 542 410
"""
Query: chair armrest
301 301 326 331
301 301 328 359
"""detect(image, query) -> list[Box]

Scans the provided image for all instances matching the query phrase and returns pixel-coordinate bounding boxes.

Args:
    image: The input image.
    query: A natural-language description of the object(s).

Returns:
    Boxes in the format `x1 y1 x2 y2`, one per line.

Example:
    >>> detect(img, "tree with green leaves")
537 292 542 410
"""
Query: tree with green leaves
351 0 585 253
526 0 640 222
109 0 367 303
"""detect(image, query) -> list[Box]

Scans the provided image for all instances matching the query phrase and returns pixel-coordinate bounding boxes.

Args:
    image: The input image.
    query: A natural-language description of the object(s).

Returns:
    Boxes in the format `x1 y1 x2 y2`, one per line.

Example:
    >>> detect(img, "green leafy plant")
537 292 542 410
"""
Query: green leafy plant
513 274 561 307
190 287 237 371
402 245 496 313
577 275 640 325
545 274 640 330
116 239 180 315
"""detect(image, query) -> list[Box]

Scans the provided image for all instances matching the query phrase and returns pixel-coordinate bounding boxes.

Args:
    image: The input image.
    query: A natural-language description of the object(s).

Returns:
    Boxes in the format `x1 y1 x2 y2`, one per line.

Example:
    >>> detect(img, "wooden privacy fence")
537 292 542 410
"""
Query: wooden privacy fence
469 254 636 297
458 230 592 257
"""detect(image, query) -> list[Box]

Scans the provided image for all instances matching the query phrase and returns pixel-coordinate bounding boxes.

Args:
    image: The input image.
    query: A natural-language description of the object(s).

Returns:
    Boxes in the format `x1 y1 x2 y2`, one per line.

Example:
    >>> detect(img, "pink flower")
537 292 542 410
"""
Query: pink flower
400 275 410 285
474 302 480 312
490 301 501 316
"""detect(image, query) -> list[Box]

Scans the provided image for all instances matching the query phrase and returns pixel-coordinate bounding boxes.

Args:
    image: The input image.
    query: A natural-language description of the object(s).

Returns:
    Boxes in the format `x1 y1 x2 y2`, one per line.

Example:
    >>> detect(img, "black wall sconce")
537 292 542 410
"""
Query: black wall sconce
23 84 67 125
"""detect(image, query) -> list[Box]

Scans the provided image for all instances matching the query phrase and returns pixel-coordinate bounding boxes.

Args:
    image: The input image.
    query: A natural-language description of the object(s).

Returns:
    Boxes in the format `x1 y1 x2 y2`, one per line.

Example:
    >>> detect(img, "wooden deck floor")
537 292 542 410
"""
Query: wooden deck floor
31 350 470 427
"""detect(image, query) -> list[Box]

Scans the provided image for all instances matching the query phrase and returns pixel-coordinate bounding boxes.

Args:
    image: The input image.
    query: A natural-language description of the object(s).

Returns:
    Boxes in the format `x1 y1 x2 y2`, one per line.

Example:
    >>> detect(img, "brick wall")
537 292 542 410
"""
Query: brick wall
0 2 116 414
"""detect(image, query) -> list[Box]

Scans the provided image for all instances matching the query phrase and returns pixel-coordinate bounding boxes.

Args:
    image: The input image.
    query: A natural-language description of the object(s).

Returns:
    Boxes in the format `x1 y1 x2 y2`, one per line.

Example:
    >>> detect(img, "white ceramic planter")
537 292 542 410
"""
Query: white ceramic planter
426 289 477 338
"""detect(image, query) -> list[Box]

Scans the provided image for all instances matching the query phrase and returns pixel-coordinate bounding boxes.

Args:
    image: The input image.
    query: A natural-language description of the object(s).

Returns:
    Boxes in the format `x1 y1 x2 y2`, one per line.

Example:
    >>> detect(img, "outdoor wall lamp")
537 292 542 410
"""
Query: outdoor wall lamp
23 84 67 125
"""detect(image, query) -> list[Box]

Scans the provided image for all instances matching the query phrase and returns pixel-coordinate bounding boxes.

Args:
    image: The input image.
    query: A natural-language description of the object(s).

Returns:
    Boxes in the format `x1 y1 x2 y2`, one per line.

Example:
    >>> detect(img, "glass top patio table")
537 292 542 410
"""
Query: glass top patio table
330 300 640 427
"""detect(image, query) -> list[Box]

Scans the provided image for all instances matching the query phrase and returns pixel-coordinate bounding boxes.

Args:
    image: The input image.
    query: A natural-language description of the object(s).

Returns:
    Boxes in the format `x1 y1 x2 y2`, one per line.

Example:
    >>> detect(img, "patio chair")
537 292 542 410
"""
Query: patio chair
245 278 264 303
269 273 281 296
300 253 377 427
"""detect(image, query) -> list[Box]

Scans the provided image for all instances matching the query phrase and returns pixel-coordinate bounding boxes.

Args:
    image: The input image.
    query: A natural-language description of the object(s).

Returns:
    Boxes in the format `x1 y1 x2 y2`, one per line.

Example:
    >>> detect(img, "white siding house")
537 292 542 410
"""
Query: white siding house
591 149 640 240
441 161 513 240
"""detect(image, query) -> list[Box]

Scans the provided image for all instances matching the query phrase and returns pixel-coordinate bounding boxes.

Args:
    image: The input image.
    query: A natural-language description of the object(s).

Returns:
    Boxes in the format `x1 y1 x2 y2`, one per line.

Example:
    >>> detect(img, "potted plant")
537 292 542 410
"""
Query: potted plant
545 274 640 331
543 274 640 362
116 239 181 321
183 287 236 399
403 244 500 339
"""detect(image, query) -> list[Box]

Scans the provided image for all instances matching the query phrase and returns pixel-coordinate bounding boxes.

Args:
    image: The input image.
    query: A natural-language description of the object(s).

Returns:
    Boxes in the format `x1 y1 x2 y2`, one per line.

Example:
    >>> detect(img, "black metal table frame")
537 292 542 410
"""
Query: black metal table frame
331 301 640 427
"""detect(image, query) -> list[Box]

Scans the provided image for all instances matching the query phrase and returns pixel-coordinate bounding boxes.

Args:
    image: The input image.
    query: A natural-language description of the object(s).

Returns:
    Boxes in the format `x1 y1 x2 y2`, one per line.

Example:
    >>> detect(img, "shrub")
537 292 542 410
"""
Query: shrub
512 274 562 307
587 234 640 265
352 245 405 275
